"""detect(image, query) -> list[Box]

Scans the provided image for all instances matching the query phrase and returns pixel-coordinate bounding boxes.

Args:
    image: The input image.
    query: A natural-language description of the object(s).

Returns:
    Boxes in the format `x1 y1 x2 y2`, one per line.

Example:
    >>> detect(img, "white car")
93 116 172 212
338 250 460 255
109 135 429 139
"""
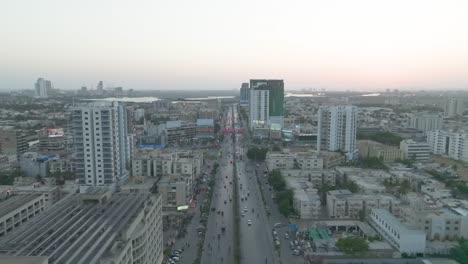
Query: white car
247 219 252 226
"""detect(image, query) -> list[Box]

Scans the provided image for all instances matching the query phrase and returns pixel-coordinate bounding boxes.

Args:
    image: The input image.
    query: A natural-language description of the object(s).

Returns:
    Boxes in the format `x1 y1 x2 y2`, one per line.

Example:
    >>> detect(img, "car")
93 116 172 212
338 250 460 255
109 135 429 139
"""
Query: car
292 249 300 256
247 219 252 225
241 212 244 217
285 233 290 239
272 230 277 236
275 240 281 247
274 222 283 228
171 256 180 261
224 200 227 204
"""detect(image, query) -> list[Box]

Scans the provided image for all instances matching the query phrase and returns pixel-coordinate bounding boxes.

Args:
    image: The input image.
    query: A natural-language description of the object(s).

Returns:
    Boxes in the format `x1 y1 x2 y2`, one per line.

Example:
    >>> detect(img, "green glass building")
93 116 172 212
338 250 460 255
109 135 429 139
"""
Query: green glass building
250 79 284 119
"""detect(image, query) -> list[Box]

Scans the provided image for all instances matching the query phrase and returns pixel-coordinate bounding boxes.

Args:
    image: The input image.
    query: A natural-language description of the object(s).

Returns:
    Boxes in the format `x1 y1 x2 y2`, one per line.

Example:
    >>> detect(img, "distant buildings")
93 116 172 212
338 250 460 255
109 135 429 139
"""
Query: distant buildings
427 130 468 161
240 82 249 104
407 113 443 134
444 98 464 117
250 79 285 127
400 139 430 161
196 119 214 140
71 101 132 191
266 149 323 171
37 128 68 151
357 140 402 162
317 105 358 161
0 126 27 161
34 78 51 98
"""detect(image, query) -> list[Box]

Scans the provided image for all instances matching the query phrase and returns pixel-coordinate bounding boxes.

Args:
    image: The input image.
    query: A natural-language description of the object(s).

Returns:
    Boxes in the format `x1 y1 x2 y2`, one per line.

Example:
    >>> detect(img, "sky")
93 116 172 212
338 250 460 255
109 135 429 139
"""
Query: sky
1 0 468 91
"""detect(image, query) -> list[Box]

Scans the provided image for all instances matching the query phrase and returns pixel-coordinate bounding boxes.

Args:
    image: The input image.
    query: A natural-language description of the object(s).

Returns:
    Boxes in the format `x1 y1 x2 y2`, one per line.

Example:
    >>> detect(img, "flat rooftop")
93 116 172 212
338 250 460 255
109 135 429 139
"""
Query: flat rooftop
0 193 151 264
0 194 42 217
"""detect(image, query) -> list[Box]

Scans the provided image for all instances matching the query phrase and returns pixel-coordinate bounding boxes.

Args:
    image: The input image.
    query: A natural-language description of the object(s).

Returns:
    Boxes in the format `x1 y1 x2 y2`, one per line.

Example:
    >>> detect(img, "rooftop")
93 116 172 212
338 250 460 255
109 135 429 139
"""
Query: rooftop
0 194 42 217
373 208 424 235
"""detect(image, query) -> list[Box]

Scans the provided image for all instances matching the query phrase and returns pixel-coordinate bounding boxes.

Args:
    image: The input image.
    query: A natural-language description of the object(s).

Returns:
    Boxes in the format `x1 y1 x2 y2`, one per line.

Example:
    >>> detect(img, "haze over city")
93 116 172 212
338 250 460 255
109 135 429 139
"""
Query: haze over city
2 0 468 91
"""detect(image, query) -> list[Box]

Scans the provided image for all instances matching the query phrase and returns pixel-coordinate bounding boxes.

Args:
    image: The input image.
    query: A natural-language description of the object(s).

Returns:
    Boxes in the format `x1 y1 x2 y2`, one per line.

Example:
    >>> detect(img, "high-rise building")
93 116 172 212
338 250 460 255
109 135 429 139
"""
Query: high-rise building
34 78 51 98
444 98 464 117
317 105 358 161
250 79 284 127
249 89 269 129
97 80 104 91
71 101 131 191
240 83 249 104
0 126 27 161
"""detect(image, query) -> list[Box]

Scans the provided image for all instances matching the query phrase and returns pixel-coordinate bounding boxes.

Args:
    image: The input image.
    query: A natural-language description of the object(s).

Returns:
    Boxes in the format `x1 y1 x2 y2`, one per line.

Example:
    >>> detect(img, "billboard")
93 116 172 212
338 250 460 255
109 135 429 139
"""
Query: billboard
47 128 64 138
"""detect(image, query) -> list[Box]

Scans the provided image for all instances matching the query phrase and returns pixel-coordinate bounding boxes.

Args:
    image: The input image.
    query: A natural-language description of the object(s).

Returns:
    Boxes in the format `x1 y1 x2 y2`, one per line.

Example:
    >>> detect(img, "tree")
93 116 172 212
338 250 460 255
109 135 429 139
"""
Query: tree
336 237 369 255
451 238 468 264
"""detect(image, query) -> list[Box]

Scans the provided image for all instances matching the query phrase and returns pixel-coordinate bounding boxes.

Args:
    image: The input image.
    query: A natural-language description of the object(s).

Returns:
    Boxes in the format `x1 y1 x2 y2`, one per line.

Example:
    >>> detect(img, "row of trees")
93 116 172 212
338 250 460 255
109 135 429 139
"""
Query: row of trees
335 237 369 255
0 169 21 185
350 157 389 170
268 170 295 217
426 169 468 199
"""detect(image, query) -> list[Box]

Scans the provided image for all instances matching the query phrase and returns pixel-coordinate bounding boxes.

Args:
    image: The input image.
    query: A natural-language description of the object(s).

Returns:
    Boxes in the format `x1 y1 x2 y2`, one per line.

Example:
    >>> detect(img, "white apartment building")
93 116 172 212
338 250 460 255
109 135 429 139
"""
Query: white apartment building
427 130 468 162
407 113 443 134
132 150 173 178
249 89 270 129
369 209 426 255
326 190 396 219
135 108 145 121
444 98 464 117
266 149 323 171
317 105 358 161
400 139 430 161
34 78 51 98
71 101 131 191
281 169 336 187
285 178 321 219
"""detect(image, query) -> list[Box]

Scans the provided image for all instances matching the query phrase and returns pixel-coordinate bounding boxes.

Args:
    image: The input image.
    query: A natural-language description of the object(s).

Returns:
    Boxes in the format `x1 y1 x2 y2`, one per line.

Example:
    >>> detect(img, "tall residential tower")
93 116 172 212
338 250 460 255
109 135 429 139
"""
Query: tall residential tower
317 105 358 161
71 101 131 191
250 79 284 127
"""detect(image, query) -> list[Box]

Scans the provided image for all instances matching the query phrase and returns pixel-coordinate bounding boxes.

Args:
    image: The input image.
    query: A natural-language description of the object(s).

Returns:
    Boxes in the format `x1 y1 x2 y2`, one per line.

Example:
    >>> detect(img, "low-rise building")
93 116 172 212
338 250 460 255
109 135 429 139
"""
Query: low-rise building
284 177 321 219
369 209 426 255
281 169 336 187
400 139 430 161
196 118 214 140
326 190 397 219
158 174 192 208
266 149 323 171
357 140 402 162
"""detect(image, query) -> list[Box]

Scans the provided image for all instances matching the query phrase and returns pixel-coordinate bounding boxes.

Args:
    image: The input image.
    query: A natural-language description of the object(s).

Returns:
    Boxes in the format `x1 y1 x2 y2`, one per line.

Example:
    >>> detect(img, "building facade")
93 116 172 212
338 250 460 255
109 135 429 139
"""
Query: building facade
357 140 402 162
240 82 249 104
407 113 443 134
317 105 358 161
444 98 464 117
369 209 426 255
400 139 430 161
0 126 27 161
71 101 131 191
427 130 468 162
249 89 270 129
34 78 51 98
250 79 284 127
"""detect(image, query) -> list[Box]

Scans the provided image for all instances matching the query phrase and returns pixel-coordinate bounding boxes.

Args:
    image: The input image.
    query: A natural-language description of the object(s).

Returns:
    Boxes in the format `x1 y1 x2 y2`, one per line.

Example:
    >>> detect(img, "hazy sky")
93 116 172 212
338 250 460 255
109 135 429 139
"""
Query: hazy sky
1 0 468 91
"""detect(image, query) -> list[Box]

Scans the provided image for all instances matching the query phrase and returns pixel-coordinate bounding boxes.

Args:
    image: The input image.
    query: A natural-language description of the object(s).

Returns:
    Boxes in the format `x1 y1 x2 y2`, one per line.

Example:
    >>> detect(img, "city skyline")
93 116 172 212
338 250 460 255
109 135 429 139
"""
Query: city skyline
2 0 468 91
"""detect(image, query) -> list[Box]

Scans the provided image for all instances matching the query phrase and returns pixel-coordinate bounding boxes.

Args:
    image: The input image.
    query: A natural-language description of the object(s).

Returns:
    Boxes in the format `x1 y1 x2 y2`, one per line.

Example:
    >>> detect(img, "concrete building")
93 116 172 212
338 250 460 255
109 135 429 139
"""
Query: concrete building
400 139 430 161
444 98 464 117
19 152 49 178
132 150 173 178
37 128 67 151
249 89 270 129
421 208 468 241
0 193 46 238
250 79 284 127
407 113 443 134
357 140 402 162
158 175 192 207
34 78 51 98
134 108 145 121
266 149 323 171
48 156 74 174
71 101 131 191
285 178 321 219
280 169 336 187
196 119 214 140
240 82 249 104
369 209 426 255
0 126 28 161
0 191 164 264
326 190 396 219
317 105 358 161
165 121 196 145
427 130 468 162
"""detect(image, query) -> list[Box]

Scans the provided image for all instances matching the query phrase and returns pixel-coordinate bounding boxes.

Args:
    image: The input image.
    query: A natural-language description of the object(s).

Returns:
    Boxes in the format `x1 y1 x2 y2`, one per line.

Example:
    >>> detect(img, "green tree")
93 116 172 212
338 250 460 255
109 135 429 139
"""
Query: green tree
336 237 369 255
451 238 468 263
